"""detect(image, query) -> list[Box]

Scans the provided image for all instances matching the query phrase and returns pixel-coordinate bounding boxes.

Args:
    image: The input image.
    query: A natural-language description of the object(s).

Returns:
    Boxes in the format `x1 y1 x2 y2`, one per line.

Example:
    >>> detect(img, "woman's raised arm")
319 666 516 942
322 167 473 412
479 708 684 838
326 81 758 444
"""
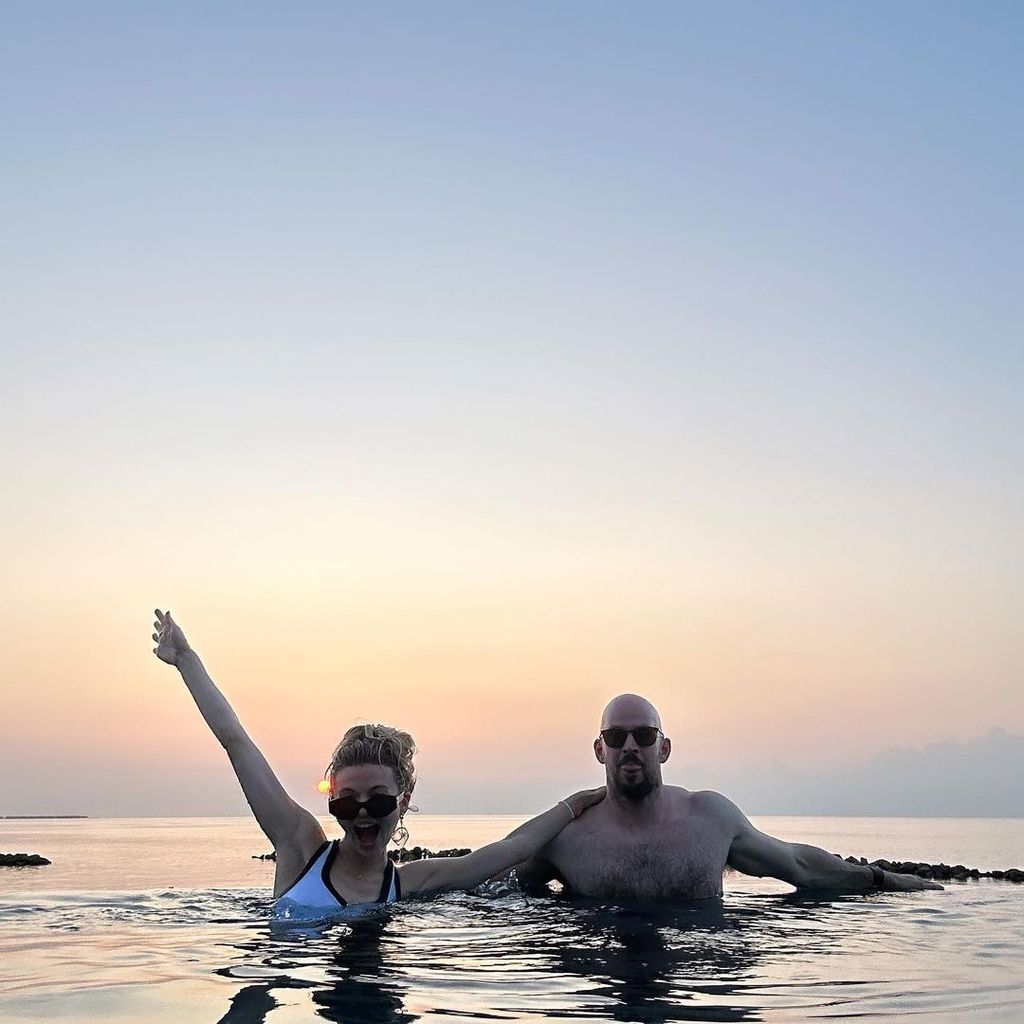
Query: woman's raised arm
397 787 605 895
151 609 325 856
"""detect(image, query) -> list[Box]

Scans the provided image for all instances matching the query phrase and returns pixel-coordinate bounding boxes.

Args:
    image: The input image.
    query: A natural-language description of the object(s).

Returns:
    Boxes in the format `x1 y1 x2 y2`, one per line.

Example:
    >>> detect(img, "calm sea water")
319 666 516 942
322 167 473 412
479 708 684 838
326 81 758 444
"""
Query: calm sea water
1 816 1022 1022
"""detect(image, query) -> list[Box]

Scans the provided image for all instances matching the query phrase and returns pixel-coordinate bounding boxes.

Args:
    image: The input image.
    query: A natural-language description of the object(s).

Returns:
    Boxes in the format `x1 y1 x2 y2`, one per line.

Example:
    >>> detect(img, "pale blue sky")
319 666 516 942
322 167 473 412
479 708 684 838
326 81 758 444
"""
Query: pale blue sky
2 3 1021 814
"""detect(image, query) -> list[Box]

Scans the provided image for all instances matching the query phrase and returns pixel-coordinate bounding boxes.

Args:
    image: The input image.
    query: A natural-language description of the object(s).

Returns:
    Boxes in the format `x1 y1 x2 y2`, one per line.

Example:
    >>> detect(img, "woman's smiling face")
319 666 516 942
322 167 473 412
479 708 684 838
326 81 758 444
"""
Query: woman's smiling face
330 764 407 853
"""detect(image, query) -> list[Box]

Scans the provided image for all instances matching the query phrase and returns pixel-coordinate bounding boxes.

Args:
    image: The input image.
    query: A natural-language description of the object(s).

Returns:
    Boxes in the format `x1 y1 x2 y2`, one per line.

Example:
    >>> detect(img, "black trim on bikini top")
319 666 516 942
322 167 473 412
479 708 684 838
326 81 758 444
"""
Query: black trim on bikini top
321 840 399 907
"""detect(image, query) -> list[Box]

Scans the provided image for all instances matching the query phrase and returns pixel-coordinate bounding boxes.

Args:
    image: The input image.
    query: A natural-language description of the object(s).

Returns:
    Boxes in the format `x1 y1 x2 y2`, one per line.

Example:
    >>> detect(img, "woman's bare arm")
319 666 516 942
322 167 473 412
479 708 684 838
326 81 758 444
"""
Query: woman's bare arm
152 610 325 859
397 788 604 895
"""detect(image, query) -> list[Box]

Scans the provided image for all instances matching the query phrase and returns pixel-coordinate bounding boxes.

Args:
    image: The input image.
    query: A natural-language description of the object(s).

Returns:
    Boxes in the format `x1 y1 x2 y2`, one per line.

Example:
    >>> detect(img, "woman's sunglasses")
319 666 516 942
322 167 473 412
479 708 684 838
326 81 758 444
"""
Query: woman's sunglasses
328 794 400 821
599 726 662 748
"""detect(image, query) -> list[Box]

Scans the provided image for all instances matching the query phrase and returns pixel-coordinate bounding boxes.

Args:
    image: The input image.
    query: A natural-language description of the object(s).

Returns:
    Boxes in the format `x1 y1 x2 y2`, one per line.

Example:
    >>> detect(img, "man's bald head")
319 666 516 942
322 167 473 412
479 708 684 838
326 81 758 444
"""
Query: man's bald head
596 694 670 802
601 694 662 732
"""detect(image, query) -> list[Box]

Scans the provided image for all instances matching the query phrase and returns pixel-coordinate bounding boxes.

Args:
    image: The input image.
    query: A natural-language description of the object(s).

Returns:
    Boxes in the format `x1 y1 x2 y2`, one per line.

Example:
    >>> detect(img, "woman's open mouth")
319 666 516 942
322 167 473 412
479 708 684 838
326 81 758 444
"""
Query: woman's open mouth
353 822 381 847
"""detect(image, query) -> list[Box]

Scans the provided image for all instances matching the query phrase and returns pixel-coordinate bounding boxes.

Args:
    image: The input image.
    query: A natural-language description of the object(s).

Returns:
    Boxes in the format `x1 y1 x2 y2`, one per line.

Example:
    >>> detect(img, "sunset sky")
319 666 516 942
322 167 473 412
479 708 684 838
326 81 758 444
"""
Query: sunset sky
2 3 1021 816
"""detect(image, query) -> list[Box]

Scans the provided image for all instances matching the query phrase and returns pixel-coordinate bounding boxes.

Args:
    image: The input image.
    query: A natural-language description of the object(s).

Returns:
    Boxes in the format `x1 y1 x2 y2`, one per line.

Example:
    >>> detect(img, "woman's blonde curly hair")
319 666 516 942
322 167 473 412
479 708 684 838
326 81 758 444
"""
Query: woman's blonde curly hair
325 723 417 797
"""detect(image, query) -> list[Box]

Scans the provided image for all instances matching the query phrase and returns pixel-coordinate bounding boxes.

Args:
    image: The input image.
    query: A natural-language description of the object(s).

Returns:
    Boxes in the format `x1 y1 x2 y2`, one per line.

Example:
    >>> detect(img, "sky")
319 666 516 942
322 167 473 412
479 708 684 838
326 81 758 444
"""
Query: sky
1 2 1021 816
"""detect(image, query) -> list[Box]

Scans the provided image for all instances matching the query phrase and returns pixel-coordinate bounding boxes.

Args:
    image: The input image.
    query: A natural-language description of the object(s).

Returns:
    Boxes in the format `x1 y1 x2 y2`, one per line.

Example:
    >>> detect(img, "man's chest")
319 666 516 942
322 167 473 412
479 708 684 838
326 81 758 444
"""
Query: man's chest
551 819 730 900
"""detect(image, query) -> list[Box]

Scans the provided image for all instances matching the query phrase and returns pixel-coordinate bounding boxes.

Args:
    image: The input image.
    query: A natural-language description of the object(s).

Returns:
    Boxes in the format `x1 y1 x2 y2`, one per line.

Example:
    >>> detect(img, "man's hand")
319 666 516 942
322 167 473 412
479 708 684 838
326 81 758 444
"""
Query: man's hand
152 609 192 667
562 787 606 819
883 870 944 892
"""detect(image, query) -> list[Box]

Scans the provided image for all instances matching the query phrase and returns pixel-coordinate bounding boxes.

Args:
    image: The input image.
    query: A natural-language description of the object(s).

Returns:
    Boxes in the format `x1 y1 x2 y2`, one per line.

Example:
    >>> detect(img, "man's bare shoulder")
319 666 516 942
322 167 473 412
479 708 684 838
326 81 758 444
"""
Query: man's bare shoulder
687 789 745 827
660 785 724 813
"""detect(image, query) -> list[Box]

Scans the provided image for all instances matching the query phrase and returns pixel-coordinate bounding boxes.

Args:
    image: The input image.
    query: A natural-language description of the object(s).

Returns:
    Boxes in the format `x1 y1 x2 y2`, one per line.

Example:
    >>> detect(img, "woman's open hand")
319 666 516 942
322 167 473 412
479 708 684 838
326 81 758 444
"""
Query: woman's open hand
563 786 606 819
152 609 192 667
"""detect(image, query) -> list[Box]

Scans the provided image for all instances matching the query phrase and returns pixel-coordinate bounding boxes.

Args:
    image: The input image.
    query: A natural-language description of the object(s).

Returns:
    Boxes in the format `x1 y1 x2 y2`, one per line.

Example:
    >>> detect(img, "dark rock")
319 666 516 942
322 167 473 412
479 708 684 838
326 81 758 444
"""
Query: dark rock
389 846 474 863
252 852 276 860
0 852 51 866
839 854 1023 884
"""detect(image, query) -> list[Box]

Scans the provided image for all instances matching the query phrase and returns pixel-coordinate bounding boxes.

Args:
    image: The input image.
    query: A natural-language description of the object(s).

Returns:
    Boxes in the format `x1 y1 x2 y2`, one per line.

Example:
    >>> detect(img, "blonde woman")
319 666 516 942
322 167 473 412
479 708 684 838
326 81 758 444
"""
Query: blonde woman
152 609 602 914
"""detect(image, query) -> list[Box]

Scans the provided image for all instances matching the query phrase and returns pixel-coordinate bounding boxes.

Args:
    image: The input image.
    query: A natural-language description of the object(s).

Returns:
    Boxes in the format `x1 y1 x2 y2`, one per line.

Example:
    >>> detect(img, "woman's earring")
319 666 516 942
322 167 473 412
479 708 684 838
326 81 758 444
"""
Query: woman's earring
393 816 410 848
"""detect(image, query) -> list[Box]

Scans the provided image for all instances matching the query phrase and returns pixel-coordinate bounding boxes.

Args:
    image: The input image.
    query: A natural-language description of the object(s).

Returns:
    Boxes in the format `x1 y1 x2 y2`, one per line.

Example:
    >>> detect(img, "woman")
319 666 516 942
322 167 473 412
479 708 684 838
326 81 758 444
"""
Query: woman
151 609 602 913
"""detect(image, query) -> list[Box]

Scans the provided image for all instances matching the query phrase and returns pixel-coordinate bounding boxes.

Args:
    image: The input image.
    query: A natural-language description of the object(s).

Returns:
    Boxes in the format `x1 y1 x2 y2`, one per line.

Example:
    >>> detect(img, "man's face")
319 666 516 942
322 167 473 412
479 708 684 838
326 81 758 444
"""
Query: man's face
594 718 671 800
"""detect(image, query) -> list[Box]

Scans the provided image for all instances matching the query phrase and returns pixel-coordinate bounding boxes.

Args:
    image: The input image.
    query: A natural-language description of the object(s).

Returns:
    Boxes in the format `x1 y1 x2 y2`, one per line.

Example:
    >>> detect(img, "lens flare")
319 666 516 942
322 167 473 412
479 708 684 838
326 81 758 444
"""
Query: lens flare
316 780 331 794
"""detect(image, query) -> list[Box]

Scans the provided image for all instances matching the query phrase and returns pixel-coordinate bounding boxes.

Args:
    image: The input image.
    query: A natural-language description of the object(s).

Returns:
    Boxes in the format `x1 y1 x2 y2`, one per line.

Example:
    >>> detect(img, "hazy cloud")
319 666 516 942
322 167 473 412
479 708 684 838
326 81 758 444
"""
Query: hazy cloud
685 728 1024 817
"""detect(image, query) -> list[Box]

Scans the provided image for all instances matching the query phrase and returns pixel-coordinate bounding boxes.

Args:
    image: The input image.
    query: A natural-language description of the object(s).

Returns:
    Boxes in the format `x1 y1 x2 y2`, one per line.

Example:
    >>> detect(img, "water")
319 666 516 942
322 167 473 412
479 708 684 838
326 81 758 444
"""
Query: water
2 816 1023 1022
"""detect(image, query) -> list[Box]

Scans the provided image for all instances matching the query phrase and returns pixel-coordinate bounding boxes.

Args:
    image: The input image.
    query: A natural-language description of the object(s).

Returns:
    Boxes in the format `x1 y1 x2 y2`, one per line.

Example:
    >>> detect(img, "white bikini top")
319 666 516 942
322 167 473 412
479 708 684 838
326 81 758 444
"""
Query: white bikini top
274 840 401 915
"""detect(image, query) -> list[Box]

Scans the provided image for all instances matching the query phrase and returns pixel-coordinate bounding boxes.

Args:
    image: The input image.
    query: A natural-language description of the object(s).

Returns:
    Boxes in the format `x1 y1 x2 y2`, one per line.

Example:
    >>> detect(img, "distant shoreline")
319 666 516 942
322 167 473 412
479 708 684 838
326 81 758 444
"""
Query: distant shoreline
0 815 89 820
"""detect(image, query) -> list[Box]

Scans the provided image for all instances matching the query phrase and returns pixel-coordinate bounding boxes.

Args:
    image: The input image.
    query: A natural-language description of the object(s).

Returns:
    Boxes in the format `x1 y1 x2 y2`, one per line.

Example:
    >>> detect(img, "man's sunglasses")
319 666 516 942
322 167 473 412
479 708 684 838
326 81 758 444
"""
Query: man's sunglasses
599 727 662 748
328 794 400 821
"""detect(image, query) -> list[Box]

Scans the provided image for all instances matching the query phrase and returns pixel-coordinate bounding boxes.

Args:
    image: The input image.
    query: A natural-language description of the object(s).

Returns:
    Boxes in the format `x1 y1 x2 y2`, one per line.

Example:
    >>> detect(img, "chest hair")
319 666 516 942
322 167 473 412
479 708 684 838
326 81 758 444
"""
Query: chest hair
555 825 725 900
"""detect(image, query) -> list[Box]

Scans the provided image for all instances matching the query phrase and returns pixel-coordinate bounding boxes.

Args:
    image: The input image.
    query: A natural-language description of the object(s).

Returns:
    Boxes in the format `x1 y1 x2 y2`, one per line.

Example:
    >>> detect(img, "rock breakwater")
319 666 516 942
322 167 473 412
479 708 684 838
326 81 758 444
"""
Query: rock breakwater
839 855 1023 882
252 846 472 863
389 846 471 862
0 853 51 866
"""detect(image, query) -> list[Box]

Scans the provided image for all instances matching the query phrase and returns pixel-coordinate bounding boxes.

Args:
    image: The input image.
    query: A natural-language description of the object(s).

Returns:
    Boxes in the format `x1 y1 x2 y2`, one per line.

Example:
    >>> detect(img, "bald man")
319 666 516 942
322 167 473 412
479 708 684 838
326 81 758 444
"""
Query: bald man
517 694 942 899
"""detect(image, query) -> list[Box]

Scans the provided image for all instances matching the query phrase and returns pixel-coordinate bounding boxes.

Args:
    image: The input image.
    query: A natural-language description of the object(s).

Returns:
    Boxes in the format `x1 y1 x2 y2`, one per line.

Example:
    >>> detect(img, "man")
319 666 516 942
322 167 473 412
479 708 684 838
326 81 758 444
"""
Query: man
518 694 942 898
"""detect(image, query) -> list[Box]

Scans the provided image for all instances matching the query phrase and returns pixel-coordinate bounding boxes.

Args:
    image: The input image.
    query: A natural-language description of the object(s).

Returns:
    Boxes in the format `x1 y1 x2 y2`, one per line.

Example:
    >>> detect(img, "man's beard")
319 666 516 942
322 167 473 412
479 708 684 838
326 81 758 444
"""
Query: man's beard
613 759 658 801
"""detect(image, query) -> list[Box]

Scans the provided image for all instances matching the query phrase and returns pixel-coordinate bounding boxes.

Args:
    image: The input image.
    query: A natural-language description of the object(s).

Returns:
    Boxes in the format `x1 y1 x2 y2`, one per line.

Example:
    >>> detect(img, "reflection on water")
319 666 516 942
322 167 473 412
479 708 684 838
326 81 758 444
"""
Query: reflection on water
218 896 769 1023
201 886 1023 1023
2 884 1023 1023
541 901 760 1022
217 918 413 1024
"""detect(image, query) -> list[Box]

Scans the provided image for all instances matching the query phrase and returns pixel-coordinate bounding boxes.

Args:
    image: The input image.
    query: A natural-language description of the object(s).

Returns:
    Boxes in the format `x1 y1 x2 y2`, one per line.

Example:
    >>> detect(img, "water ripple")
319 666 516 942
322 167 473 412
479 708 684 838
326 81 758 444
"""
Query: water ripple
1 885 1022 1022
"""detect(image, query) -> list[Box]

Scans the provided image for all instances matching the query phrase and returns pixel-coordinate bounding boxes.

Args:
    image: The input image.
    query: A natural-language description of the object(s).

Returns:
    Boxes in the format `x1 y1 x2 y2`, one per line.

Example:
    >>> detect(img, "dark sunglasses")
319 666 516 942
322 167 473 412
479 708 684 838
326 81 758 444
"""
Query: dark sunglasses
328 794 400 821
600 726 662 748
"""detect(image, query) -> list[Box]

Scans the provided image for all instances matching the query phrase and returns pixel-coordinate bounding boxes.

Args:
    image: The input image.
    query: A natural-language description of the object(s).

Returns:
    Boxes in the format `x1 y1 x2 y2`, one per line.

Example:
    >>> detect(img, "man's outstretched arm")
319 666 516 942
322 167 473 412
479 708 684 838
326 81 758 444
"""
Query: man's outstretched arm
702 792 942 892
